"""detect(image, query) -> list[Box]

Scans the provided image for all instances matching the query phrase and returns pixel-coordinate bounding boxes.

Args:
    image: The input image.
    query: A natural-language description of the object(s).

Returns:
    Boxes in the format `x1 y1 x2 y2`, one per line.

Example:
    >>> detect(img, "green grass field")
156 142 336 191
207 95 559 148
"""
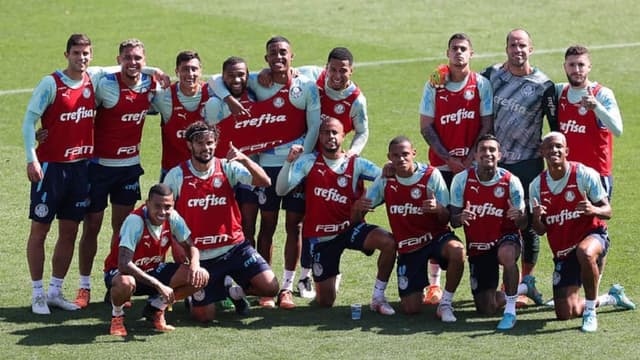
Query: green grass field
1 0 639 358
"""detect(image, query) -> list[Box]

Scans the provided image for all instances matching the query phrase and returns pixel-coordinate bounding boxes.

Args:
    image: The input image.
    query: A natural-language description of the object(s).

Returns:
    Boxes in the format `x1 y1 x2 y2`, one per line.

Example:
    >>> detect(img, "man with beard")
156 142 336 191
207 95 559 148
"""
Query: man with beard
556 45 622 199
276 117 397 316
164 121 278 322
77 39 165 308
208 36 321 309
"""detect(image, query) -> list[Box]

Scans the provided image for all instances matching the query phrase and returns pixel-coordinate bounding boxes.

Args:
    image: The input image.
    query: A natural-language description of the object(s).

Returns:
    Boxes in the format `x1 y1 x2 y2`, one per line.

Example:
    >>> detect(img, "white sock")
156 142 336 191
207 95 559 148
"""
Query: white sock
516 283 528 296
335 273 342 293
281 270 295 291
32 280 45 297
440 289 454 306
299 267 312 280
149 296 168 311
372 279 388 300
48 276 64 297
585 299 597 314
505 294 518 315
229 285 246 300
428 262 441 286
112 304 124 317
597 294 616 307
79 275 91 290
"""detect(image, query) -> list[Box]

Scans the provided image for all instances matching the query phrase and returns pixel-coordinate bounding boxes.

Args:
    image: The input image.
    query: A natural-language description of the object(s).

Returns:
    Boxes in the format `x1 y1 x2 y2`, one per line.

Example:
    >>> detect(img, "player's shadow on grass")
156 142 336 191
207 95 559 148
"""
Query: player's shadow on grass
187 299 559 336
10 320 166 346
0 299 174 346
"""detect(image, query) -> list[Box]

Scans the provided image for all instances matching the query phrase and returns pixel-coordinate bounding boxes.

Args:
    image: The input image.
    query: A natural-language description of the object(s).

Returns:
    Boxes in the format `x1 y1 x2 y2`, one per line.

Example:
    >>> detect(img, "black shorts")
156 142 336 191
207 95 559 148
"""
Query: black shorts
500 158 543 199
468 233 521 295
310 222 378 282
257 166 305 213
396 232 461 297
103 262 180 296
192 240 271 306
87 162 144 212
29 161 90 223
552 229 609 290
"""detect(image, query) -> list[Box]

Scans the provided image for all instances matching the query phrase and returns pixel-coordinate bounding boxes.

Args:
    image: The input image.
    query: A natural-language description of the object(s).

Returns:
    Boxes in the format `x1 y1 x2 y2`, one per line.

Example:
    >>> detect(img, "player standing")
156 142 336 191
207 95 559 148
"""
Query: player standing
420 33 493 304
481 29 558 300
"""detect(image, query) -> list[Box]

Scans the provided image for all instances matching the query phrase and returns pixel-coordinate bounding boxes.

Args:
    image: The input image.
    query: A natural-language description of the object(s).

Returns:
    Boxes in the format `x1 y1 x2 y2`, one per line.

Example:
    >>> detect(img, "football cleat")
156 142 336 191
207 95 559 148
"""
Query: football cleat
423 285 443 305
32 294 50 315
259 297 276 309
609 284 636 310
277 290 296 310
74 288 90 309
497 313 517 331
436 303 457 322
47 293 80 311
110 315 127 336
370 297 395 316
521 275 544 305
143 304 175 332
297 277 316 299
581 312 598 333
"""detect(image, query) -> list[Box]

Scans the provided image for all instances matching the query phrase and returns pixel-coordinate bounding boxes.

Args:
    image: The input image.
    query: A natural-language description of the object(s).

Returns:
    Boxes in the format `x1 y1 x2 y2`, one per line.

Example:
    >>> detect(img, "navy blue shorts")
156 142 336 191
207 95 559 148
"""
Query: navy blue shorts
396 231 460 297
29 161 90 223
192 240 271 306
87 162 143 212
552 229 609 290
235 183 258 205
103 262 180 296
310 222 378 282
257 166 305 213
468 232 521 296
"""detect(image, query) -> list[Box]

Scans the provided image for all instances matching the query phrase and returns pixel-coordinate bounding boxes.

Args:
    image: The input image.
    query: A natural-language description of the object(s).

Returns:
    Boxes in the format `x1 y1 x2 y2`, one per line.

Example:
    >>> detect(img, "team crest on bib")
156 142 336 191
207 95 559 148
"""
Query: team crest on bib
34 203 49 218
470 276 478 291
273 97 285 108
290 86 303 99
410 187 422 199
564 190 575 202
337 176 348 188
333 103 346 115
258 190 267 205
312 262 324 277
520 84 535 97
398 276 409 290
213 177 223 188
552 271 561 286
161 235 170 247
463 90 475 100
193 289 205 302
493 186 505 198
578 106 588 116
82 87 92 99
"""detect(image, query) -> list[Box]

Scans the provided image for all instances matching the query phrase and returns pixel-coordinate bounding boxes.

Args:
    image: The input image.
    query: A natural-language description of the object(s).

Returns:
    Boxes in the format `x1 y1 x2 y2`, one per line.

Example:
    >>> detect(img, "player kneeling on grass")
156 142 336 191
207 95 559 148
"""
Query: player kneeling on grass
450 134 543 331
276 117 397 315
529 132 635 333
361 136 465 320
104 184 208 336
